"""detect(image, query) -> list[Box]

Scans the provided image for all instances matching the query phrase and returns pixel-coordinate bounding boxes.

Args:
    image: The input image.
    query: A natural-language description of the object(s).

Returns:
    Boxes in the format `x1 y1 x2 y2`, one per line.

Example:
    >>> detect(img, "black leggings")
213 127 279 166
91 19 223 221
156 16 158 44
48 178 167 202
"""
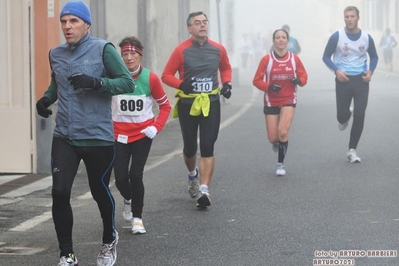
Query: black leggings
178 100 220 158
51 137 116 257
113 137 152 219
335 75 369 149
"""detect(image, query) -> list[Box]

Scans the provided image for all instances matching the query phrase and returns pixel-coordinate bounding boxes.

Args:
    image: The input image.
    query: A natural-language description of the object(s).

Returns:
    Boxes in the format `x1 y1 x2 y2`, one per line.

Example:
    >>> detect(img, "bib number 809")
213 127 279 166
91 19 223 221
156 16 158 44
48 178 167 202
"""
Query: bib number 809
120 99 144 112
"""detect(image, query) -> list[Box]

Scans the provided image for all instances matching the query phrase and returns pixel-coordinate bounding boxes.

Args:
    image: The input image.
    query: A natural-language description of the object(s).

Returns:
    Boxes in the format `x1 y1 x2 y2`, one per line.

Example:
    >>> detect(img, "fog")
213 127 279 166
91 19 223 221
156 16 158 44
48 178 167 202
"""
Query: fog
209 0 377 68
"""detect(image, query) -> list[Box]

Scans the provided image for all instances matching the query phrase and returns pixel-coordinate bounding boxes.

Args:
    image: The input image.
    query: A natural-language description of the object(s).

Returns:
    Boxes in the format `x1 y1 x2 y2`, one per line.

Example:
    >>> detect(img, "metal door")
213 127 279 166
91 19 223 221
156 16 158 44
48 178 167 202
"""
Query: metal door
0 0 32 173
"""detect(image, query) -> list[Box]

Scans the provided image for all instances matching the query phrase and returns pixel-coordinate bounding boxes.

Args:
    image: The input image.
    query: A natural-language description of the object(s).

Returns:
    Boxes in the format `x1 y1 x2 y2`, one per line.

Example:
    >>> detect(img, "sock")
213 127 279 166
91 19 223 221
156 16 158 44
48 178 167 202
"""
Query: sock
188 167 198 180
124 199 131 205
200 184 209 193
278 141 288 163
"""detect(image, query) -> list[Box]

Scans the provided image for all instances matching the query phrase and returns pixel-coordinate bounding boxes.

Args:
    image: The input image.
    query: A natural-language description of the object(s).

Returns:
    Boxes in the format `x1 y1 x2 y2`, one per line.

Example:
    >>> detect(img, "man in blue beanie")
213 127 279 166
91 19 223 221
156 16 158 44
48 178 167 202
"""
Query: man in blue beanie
35 1 135 265
60 0 92 25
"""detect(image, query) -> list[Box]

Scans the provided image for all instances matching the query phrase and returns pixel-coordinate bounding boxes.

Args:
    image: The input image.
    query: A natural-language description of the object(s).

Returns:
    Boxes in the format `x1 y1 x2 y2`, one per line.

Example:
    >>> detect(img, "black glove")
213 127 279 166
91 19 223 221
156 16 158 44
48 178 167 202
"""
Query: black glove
68 73 102 90
291 77 301 85
268 83 281 93
220 83 232 99
179 78 196 95
36 97 52 118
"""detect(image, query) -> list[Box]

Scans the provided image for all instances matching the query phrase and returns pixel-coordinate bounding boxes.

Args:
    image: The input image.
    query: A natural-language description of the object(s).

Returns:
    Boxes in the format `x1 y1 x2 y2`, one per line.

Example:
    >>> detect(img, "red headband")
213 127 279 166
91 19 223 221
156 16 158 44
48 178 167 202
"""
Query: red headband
121 44 143 56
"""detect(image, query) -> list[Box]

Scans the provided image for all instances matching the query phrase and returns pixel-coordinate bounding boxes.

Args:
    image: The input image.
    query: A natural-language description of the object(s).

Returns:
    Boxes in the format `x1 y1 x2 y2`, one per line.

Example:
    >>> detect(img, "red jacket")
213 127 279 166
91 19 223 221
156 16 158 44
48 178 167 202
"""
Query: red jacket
162 38 231 91
253 52 307 107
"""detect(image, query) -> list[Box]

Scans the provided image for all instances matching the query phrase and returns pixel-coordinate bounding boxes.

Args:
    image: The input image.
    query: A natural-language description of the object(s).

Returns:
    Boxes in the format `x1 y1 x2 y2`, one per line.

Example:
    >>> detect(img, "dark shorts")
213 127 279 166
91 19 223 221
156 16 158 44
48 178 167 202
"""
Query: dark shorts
263 104 296 115
178 99 220 157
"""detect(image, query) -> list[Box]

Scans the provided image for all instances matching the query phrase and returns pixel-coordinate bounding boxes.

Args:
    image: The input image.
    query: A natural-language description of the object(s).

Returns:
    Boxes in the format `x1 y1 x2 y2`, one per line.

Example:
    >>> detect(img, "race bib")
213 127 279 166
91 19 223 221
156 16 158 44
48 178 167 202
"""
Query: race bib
193 77 213 93
117 134 128 144
116 94 146 116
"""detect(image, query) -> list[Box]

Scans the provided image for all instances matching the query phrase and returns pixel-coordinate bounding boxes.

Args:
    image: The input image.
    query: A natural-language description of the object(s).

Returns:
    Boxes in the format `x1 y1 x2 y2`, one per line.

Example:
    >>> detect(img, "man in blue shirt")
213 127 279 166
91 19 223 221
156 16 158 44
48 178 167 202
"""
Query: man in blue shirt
322 6 378 163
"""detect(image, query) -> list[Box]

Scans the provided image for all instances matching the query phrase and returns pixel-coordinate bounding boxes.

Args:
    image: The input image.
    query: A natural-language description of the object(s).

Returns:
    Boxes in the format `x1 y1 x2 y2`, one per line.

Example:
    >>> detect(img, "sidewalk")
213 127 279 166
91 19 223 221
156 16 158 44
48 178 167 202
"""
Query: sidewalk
0 174 51 206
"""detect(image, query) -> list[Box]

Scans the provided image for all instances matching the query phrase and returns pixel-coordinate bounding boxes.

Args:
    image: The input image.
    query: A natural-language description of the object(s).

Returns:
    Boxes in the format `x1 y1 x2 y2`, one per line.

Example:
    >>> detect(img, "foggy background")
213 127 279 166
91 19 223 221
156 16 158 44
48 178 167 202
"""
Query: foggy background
209 0 395 74
60 0 398 84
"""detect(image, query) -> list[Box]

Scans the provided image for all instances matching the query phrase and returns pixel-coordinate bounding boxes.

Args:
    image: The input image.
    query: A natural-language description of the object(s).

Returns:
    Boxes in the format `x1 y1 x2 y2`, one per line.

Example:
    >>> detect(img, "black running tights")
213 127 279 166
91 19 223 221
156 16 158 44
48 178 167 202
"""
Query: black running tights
335 75 369 149
51 137 116 257
113 137 152 219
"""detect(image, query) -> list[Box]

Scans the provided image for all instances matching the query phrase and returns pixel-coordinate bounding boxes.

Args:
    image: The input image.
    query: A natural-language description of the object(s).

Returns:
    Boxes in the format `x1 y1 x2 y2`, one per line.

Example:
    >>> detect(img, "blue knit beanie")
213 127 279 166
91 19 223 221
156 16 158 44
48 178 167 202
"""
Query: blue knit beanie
60 1 92 25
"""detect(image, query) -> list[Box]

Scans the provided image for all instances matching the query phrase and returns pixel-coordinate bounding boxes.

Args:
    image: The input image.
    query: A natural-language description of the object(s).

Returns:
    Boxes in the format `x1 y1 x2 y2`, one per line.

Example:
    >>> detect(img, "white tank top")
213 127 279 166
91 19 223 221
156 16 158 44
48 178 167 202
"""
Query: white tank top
333 28 369 75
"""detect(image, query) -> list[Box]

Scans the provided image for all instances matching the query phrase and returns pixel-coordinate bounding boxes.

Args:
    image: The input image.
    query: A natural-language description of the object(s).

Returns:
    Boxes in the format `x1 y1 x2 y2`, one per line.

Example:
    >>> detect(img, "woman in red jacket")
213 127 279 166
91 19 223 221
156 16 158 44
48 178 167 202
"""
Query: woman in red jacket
253 29 308 176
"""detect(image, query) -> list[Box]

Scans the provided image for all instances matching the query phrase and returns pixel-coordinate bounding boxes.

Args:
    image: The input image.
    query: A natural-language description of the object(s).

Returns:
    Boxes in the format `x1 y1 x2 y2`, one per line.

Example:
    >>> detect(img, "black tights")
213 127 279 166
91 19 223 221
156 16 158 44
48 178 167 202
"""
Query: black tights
51 137 116 257
113 137 152 219
336 75 369 149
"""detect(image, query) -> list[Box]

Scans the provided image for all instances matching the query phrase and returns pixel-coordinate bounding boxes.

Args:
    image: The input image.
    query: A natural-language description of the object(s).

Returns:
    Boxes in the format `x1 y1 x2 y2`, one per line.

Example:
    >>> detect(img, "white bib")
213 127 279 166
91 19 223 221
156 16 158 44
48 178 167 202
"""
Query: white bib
193 78 213 93
116 94 146 116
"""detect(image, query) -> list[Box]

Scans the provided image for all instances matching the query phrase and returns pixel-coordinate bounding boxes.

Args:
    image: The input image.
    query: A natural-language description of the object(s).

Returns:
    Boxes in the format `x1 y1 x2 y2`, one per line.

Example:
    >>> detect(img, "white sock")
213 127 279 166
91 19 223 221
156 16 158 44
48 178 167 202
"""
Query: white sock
200 184 209 193
188 168 197 177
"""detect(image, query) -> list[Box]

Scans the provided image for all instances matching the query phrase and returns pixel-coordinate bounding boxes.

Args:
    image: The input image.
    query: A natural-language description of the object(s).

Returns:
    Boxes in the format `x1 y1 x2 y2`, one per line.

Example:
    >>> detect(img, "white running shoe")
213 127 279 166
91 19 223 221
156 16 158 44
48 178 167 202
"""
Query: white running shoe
339 109 353 131
97 231 119 266
338 121 349 131
132 217 146 235
58 253 78 266
276 163 286 176
347 149 361 163
122 200 132 221
188 167 199 198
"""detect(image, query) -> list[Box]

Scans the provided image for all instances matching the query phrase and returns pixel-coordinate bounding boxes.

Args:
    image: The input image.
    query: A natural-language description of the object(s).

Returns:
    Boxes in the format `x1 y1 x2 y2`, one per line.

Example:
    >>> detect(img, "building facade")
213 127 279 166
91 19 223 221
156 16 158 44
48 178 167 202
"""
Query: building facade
0 0 397 174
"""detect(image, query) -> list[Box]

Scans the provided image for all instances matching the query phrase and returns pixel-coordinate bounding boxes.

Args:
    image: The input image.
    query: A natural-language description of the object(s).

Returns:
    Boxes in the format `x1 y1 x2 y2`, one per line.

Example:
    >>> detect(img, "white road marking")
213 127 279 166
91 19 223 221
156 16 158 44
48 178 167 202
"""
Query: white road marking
0 176 51 198
0 175 24 186
9 211 52 232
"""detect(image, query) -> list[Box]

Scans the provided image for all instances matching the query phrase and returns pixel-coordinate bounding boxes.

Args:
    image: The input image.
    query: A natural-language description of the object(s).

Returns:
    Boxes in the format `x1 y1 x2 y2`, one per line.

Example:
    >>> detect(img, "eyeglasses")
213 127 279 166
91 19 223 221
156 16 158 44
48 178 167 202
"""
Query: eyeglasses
190 20 209 26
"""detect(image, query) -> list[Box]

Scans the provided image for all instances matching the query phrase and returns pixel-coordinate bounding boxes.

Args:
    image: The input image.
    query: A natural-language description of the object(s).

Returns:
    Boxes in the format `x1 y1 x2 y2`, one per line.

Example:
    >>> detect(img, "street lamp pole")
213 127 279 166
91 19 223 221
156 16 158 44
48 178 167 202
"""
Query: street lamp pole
216 0 222 43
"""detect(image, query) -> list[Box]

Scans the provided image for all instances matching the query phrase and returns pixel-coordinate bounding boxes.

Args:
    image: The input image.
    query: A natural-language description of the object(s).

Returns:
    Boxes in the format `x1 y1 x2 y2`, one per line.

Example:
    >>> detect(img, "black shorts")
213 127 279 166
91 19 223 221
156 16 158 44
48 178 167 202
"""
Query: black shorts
178 100 220 157
263 104 296 115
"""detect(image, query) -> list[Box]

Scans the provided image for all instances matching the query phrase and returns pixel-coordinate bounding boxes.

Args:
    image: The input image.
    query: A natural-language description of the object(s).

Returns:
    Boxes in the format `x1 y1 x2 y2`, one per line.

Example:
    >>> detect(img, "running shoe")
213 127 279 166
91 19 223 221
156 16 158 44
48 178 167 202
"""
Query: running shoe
276 163 286 176
338 121 349 131
58 253 78 266
338 109 353 131
132 217 146 235
196 191 211 209
97 231 119 266
347 149 361 163
122 200 132 221
272 142 279 153
188 167 199 198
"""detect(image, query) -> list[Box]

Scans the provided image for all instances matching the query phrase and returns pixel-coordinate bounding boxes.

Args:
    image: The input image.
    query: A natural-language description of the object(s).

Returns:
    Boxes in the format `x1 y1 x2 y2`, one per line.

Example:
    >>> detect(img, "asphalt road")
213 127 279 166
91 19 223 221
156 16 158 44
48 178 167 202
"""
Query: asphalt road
1 55 399 266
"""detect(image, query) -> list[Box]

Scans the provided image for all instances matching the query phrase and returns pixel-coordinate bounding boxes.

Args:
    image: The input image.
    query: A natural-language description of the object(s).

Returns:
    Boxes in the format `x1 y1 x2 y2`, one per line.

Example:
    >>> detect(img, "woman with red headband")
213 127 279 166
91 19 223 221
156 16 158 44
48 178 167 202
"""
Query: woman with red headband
112 36 171 234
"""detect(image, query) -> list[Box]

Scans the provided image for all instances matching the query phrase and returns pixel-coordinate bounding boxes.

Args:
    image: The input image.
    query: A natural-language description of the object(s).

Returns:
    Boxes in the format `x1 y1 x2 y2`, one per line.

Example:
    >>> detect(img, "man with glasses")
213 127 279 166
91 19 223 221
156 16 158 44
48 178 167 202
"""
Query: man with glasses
162 11 232 209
